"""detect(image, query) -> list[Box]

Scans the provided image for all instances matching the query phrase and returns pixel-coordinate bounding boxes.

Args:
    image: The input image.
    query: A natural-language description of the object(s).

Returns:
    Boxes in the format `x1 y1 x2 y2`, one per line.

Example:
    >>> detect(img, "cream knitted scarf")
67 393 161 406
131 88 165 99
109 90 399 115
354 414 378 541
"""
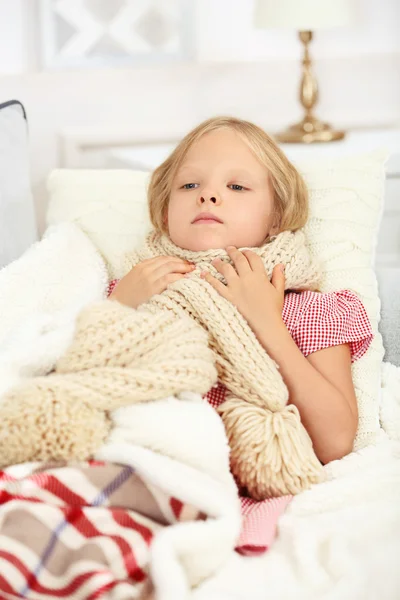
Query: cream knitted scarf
119 229 326 499
0 302 218 470
0 229 325 500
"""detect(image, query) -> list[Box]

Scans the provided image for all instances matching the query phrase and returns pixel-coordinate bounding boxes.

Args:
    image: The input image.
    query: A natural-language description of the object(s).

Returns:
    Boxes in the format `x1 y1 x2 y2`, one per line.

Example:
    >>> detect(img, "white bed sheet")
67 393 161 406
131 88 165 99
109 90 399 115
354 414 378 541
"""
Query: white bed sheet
194 425 400 600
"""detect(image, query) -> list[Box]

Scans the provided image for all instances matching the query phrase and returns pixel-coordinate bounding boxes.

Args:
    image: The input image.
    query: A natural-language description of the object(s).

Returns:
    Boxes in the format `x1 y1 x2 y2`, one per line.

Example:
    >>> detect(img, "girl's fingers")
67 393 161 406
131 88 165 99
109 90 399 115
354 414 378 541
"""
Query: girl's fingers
271 264 285 294
201 272 230 299
226 246 251 276
149 261 195 281
164 273 186 285
142 255 193 267
211 258 237 282
154 272 186 294
241 249 265 273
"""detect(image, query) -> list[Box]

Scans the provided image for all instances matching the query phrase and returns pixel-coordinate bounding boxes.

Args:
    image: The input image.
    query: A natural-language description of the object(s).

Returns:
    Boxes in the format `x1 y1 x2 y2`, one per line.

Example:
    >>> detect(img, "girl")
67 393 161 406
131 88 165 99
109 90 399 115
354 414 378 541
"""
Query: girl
108 116 372 555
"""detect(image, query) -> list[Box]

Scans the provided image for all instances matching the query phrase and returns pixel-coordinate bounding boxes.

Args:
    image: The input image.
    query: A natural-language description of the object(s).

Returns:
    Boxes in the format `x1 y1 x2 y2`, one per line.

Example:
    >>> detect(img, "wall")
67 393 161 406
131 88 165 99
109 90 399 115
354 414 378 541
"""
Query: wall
195 0 400 61
0 0 399 233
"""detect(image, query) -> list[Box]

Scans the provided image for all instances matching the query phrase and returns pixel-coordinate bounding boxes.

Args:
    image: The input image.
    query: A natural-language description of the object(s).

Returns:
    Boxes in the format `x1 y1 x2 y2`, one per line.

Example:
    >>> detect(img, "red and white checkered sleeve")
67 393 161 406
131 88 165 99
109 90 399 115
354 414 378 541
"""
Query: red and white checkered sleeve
107 279 119 297
288 289 373 363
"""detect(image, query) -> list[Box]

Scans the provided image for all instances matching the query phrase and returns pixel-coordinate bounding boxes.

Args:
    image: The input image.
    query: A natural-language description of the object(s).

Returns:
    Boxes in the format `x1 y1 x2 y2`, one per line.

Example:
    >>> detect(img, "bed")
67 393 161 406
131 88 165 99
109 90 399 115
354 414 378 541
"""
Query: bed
0 100 399 599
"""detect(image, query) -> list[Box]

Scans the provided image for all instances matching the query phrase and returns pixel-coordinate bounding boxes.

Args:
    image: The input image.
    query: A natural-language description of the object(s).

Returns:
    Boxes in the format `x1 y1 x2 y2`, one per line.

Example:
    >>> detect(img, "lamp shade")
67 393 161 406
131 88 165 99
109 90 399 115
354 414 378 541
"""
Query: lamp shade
254 0 355 30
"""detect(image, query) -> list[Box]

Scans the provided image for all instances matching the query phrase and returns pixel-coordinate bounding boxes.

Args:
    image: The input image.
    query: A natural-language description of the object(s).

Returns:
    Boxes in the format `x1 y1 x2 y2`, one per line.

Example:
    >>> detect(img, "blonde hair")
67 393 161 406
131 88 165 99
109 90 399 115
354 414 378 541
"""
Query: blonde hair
148 116 309 237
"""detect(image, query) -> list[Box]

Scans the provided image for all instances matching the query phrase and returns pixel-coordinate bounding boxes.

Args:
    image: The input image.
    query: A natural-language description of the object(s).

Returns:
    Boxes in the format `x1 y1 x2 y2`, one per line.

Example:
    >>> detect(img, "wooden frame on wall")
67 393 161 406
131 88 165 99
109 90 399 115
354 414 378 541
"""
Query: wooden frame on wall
38 0 194 69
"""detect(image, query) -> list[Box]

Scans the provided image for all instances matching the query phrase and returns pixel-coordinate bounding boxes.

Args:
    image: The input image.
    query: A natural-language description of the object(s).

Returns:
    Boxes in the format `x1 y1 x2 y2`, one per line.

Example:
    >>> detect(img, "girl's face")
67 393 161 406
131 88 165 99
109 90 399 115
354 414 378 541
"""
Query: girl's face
167 128 278 252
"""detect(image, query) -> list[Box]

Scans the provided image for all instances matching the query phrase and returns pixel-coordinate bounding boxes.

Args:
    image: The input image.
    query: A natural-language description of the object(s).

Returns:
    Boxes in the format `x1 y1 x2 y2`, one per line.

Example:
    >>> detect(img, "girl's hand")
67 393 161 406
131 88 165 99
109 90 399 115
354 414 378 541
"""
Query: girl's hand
201 246 286 338
110 256 195 309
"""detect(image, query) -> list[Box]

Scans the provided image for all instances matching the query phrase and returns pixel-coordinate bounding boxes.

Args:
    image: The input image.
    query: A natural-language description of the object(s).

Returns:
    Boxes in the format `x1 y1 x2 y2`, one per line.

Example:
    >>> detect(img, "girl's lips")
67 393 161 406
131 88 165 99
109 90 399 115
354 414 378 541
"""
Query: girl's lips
192 212 223 224
193 218 223 224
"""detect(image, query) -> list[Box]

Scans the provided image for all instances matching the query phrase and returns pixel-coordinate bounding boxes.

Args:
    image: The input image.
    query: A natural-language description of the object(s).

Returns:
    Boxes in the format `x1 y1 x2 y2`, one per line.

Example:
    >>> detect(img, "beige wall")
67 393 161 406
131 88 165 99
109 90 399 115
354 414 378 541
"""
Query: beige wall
0 0 399 234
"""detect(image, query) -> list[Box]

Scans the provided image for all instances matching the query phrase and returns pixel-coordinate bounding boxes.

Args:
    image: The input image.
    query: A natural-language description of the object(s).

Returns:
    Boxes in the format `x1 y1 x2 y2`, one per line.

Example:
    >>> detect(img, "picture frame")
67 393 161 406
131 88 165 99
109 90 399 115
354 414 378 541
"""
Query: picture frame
38 0 194 69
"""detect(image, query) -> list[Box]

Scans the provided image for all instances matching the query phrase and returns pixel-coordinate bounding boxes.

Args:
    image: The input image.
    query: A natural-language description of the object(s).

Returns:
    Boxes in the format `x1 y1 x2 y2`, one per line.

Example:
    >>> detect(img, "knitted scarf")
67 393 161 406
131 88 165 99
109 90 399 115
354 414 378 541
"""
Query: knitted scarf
119 229 326 499
0 302 218 470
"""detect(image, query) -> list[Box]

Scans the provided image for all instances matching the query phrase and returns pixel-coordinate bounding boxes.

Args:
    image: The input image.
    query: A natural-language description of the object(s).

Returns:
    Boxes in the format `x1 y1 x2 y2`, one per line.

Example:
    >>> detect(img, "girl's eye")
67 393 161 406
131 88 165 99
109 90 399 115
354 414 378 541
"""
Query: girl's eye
229 184 246 191
182 183 199 189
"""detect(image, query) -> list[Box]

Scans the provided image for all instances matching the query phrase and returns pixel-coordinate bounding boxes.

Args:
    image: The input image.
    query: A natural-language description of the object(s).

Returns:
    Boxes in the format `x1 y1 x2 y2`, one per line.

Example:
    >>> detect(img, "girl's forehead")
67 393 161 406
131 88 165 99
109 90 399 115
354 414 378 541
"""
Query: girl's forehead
177 142 268 183
181 132 259 161
187 128 248 155
178 162 258 179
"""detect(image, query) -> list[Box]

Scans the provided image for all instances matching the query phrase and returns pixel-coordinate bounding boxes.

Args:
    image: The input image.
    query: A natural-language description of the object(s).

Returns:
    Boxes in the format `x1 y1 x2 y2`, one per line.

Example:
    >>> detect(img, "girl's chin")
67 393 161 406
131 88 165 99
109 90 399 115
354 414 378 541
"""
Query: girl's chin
181 234 229 252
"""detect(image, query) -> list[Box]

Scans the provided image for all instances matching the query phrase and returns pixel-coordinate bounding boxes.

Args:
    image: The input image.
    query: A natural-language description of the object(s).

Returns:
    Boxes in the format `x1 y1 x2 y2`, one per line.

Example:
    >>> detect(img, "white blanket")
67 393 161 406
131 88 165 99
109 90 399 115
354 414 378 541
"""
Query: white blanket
194 363 400 600
0 223 399 600
0 223 241 599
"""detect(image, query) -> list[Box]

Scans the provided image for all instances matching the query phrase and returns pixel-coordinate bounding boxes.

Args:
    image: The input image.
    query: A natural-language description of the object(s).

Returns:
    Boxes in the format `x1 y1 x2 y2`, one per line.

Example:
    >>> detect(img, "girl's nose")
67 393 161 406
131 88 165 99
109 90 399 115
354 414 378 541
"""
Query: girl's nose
200 196 217 204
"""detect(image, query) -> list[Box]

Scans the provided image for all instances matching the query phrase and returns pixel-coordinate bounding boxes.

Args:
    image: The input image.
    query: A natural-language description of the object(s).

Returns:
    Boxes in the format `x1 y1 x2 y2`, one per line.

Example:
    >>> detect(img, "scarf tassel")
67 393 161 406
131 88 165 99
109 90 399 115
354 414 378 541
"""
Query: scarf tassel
218 395 325 500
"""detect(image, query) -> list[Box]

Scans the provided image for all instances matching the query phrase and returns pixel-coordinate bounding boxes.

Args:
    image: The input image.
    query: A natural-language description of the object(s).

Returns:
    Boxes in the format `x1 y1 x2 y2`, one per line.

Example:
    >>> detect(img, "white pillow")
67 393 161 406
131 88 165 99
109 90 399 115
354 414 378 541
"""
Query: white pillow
47 169 151 278
299 151 387 449
46 150 388 449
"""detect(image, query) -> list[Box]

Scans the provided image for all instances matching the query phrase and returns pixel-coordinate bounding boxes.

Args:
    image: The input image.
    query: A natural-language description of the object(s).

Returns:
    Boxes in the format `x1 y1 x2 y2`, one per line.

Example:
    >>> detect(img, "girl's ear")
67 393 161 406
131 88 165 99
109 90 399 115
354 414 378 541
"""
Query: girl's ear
162 205 168 227
269 214 281 237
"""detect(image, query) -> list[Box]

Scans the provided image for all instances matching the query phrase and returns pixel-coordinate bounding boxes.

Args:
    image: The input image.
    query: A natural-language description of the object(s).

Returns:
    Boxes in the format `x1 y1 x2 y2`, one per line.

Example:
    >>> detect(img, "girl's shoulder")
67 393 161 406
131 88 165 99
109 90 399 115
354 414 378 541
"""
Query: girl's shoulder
283 289 373 362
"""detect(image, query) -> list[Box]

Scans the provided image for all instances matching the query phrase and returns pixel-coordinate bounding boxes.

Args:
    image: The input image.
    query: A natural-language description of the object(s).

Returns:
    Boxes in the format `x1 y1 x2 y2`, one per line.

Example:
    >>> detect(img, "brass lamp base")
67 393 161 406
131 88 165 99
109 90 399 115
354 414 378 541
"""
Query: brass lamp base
276 116 345 144
278 31 346 144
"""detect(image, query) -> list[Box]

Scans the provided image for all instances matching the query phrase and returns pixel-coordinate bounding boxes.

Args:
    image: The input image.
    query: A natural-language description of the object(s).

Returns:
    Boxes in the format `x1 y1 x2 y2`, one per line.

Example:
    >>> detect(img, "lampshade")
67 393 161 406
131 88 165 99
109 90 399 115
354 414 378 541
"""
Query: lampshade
254 0 355 30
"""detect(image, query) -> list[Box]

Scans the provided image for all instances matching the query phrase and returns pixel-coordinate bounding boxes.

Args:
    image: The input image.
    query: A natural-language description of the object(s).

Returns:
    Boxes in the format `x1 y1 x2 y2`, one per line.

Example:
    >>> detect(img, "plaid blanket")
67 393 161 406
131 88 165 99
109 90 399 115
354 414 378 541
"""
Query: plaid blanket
0 460 208 599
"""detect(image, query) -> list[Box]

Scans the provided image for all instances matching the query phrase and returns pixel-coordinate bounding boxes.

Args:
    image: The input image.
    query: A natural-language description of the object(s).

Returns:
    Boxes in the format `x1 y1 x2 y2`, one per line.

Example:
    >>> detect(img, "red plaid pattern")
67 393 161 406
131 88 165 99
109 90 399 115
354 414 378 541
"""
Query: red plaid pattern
0 461 207 598
108 281 373 556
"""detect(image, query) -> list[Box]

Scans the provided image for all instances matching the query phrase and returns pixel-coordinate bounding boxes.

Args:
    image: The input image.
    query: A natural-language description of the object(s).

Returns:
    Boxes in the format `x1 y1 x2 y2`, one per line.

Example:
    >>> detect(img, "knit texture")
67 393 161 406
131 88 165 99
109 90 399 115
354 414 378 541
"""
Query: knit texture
0 301 217 466
0 229 324 499
118 229 325 499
